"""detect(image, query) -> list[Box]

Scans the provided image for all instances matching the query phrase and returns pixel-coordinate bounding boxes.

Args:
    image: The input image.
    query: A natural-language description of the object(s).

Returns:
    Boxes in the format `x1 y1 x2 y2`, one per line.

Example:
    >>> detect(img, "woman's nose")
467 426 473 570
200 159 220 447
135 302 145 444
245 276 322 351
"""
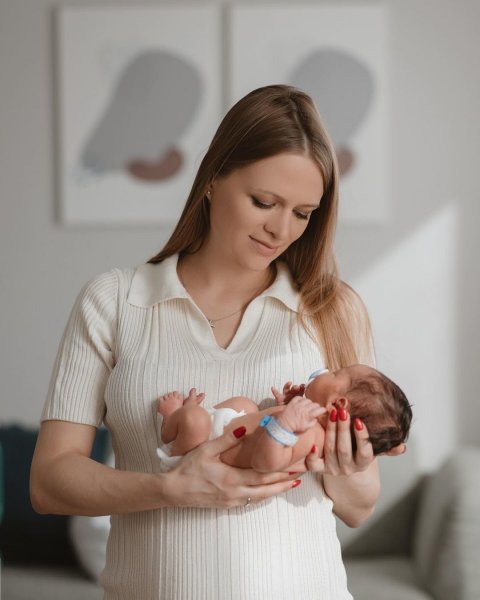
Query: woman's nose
264 211 290 240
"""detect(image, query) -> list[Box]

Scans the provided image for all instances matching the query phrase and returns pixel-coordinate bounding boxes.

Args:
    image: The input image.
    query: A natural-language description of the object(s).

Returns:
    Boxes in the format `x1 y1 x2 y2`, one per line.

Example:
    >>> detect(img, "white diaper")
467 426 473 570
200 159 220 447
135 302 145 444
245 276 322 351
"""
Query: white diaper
209 406 246 438
156 406 246 472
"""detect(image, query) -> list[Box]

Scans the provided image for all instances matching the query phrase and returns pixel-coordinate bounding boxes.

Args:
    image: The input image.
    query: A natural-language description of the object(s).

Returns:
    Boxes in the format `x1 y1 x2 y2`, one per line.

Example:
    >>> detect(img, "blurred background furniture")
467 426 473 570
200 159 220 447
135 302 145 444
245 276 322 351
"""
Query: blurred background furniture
0 425 106 600
1 423 479 600
344 447 480 600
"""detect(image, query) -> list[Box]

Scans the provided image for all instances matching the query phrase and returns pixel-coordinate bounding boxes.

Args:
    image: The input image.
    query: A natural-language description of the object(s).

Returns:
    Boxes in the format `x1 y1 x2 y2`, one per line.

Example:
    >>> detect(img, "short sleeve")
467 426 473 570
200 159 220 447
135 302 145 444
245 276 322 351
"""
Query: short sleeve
42 270 118 427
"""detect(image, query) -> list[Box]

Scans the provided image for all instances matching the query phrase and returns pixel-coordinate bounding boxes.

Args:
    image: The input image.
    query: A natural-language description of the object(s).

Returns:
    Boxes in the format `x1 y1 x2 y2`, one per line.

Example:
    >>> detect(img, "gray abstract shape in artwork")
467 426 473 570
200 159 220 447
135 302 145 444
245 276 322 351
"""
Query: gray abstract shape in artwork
291 48 375 146
81 50 202 174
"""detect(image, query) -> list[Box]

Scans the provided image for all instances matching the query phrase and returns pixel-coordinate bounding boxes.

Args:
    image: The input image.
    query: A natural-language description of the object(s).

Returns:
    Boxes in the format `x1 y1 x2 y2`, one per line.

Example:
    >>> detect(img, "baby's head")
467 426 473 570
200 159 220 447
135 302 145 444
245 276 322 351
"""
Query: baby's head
305 365 412 455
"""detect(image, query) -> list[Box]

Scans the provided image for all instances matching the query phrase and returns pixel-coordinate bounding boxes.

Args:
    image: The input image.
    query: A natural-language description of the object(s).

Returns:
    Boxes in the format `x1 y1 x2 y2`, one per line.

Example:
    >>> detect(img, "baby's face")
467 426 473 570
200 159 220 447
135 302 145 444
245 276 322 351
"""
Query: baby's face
305 364 375 408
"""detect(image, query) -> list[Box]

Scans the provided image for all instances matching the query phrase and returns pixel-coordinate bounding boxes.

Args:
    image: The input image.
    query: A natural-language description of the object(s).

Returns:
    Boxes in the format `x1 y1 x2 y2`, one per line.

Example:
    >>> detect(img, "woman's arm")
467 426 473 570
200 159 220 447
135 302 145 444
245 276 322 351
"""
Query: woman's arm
30 420 299 515
323 463 380 528
304 284 405 526
317 283 379 526
307 408 380 527
31 421 163 515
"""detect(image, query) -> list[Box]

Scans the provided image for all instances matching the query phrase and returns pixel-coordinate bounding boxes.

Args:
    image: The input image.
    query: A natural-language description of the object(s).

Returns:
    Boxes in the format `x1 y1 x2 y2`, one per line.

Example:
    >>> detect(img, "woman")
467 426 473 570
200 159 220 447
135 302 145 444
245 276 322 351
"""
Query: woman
31 85 404 599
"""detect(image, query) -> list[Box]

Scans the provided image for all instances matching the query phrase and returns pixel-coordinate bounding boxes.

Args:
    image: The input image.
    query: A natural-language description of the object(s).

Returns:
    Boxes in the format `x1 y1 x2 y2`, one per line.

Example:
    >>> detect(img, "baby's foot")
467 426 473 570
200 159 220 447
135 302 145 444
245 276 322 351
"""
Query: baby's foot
158 391 184 418
158 389 206 443
183 387 206 406
157 389 205 418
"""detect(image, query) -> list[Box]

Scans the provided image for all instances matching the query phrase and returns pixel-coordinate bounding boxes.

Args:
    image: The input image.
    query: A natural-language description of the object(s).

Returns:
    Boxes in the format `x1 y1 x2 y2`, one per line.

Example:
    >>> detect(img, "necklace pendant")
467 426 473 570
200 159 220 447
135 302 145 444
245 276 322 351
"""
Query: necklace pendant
208 319 215 328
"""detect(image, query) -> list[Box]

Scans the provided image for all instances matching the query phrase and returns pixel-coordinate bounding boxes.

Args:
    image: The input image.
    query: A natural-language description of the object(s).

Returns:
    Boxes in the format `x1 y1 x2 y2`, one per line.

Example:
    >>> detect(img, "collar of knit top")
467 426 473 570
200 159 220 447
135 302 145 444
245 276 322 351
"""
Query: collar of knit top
127 254 299 313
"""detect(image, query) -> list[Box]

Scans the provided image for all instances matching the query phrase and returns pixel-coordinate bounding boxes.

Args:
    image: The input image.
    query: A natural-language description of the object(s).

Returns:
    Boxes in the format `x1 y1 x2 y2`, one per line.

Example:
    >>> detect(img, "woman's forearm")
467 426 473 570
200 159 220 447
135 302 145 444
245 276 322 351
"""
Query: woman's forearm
30 420 171 516
322 460 380 528
30 451 169 516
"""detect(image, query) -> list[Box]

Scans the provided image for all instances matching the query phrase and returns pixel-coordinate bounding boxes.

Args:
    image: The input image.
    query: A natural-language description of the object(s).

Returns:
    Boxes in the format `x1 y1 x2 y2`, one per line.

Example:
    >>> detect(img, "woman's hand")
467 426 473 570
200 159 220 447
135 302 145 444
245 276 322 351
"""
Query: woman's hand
305 408 374 475
164 427 300 509
305 408 407 474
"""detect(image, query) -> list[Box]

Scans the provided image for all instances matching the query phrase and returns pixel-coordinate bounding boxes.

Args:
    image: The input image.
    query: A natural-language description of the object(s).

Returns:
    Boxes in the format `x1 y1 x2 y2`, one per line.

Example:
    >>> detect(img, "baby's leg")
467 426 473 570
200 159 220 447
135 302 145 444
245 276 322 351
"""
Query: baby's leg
214 395 259 415
158 388 211 455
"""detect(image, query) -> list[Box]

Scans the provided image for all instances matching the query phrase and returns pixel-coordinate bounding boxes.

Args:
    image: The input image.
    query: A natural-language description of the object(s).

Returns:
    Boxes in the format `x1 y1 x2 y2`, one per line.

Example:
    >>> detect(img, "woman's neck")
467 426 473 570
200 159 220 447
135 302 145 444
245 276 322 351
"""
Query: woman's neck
177 249 275 299
177 247 277 349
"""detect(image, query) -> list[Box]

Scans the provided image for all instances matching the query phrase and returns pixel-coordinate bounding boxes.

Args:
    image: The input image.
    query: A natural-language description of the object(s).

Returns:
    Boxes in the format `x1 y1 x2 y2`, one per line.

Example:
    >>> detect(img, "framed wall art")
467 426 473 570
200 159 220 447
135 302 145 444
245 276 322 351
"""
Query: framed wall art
57 5 221 226
230 4 389 223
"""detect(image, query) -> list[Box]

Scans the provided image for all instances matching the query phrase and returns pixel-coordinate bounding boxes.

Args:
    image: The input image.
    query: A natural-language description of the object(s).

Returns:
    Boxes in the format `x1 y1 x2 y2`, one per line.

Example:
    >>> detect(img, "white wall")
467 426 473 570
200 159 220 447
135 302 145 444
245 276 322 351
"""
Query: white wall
1 1 479 477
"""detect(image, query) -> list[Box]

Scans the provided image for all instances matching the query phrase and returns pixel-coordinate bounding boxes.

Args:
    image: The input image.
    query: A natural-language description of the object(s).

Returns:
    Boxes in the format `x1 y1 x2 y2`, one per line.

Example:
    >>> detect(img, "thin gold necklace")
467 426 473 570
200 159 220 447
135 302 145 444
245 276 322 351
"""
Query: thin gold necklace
206 307 245 329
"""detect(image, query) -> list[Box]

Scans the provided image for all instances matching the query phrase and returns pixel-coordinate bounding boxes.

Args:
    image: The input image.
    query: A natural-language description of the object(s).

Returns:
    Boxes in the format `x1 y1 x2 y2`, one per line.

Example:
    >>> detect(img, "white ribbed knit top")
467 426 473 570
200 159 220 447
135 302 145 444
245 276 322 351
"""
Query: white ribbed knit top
42 255 353 600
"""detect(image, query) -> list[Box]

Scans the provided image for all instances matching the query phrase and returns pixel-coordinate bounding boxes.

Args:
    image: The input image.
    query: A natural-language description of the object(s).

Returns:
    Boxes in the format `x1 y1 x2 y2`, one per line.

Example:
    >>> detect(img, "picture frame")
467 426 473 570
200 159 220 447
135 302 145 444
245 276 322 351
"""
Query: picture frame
56 5 221 226
230 4 389 223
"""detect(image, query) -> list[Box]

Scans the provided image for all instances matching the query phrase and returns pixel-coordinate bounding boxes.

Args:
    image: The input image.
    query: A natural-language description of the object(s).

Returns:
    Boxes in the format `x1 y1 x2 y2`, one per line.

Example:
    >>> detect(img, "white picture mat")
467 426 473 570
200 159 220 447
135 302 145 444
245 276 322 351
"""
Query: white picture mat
230 4 389 223
57 5 221 226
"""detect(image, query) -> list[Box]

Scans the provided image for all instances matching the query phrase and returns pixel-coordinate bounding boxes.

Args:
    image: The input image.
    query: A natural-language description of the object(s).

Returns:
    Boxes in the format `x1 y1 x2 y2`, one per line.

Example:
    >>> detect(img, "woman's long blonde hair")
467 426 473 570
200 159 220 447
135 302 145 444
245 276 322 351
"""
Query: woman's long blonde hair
149 85 372 369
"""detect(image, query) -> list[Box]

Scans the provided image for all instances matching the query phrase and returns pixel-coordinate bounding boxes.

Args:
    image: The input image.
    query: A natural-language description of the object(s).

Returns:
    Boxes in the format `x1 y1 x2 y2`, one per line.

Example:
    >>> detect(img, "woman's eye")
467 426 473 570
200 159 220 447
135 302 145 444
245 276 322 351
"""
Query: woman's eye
294 211 310 220
251 196 273 209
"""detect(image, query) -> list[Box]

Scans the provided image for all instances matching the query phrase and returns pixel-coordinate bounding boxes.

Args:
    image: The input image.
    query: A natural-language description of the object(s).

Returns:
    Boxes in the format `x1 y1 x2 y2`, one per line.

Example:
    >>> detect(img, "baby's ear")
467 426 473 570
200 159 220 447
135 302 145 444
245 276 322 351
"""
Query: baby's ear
333 396 349 410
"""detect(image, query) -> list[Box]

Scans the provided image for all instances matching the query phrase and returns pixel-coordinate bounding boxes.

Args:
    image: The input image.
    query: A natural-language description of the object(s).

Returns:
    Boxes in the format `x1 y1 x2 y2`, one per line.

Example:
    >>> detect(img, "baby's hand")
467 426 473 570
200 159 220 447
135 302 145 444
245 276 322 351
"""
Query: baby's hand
271 382 306 405
276 396 326 433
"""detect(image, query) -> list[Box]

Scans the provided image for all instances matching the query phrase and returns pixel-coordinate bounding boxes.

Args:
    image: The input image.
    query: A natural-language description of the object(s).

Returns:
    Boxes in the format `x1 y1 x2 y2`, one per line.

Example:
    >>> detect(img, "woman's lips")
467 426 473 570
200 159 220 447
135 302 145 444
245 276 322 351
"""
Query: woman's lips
250 237 279 256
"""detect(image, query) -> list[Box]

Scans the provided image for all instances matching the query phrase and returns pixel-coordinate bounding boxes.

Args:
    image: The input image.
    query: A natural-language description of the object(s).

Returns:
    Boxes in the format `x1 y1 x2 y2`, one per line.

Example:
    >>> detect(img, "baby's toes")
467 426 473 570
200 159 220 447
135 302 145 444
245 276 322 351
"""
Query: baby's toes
157 391 181 414
184 388 200 405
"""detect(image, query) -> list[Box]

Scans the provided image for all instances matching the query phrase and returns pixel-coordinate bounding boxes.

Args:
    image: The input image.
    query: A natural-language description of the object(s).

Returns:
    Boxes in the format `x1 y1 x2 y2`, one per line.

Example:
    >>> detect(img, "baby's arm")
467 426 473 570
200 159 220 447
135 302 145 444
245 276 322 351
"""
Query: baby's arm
250 397 326 472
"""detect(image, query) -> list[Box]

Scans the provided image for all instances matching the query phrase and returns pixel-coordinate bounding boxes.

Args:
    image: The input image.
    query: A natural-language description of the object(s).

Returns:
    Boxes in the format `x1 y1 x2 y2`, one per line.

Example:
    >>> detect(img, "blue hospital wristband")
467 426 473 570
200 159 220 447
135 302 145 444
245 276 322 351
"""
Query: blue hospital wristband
259 415 298 447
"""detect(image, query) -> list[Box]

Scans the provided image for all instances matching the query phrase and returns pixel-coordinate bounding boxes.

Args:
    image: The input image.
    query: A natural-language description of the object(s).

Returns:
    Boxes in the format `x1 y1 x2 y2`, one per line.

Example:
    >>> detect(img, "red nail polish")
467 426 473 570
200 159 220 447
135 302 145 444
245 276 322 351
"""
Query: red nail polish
233 426 246 438
291 479 301 488
310 445 318 454
354 418 364 431
339 408 348 421
329 409 338 422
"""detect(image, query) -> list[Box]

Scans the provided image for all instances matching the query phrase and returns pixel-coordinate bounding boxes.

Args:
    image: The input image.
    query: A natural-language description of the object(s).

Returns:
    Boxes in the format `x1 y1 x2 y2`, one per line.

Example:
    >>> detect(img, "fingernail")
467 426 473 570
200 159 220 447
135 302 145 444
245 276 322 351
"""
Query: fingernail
291 479 301 488
310 445 318 454
354 418 364 431
339 408 348 421
329 409 338 422
233 426 246 438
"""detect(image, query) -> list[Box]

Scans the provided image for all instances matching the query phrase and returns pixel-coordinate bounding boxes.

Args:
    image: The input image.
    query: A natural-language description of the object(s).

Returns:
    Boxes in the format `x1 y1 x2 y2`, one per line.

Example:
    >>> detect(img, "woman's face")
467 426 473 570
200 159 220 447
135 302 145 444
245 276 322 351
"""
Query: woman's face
207 153 324 272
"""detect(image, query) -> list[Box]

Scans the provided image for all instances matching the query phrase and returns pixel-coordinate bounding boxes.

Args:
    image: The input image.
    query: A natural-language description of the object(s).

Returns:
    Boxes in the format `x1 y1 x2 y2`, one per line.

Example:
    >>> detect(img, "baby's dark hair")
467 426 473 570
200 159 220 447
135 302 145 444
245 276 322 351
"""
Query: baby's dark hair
347 371 412 455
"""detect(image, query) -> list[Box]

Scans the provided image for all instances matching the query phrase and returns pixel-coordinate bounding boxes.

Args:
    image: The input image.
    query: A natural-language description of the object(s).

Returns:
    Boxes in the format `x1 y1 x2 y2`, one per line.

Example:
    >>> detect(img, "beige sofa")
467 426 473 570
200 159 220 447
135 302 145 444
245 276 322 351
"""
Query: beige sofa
344 447 480 600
